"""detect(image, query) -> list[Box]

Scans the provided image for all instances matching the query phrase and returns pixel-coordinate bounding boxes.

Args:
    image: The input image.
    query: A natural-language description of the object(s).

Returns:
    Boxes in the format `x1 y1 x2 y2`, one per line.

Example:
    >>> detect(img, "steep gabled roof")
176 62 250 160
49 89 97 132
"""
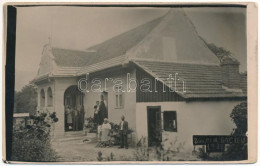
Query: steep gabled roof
51 8 220 69
127 9 220 64
52 48 95 67
133 60 246 99
86 16 164 64
51 16 164 68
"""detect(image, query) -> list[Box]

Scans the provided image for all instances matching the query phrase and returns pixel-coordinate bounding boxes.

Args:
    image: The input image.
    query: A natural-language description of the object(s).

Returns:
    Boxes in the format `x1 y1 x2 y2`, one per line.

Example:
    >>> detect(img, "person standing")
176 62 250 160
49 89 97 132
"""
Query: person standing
73 108 79 131
65 105 73 131
101 118 112 147
98 95 107 124
79 105 85 130
95 101 103 140
93 102 99 127
119 115 128 149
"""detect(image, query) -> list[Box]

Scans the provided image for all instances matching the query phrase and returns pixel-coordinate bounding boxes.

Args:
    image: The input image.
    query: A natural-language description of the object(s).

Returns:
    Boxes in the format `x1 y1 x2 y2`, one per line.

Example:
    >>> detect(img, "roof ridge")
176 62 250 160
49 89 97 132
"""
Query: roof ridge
86 14 165 51
53 47 95 54
131 58 219 67
125 10 174 59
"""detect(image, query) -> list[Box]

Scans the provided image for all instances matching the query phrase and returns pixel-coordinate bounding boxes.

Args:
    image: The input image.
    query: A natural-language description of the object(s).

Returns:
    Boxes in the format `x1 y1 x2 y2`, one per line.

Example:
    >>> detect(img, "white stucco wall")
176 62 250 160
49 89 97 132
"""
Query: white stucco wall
83 68 137 131
53 77 78 137
136 100 243 152
37 82 55 112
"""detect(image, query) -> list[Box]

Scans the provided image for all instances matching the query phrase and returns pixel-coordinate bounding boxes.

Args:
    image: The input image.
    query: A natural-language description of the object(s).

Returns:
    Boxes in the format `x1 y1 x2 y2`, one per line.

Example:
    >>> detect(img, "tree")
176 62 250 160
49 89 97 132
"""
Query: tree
14 84 37 115
222 101 248 160
206 43 231 59
230 102 247 136
205 42 239 64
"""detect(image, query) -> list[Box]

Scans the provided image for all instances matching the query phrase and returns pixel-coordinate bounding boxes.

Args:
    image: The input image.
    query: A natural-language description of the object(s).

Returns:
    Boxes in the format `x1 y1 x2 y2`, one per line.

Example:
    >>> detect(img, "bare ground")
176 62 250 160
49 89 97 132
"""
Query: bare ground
51 134 201 162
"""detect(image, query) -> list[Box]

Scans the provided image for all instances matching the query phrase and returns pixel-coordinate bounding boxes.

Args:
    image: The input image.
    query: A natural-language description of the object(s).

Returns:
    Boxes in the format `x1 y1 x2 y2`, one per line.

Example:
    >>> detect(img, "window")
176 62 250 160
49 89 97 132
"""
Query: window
47 87 53 106
163 111 177 132
115 87 124 108
40 89 45 107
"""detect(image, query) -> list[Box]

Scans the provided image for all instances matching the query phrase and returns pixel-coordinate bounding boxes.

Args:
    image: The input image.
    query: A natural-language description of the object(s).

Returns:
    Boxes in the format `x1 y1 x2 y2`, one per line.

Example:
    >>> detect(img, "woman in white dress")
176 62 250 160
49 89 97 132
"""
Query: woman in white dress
100 118 111 146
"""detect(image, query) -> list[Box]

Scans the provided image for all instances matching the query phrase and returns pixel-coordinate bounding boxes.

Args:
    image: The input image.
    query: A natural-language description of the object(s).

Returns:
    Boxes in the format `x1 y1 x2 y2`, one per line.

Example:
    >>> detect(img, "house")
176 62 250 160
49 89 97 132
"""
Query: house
31 9 247 152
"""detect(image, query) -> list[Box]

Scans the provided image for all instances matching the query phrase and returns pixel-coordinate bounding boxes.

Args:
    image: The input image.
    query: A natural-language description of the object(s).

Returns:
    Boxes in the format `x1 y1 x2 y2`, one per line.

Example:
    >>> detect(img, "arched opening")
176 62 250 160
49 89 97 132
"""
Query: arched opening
47 87 53 106
64 85 85 132
40 89 45 107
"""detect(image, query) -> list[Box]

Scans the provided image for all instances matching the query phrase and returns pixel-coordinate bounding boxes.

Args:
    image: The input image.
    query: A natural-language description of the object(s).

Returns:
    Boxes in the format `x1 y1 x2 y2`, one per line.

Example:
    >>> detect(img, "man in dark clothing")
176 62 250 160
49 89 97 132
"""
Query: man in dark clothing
79 105 85 130
98 95 107 124
72 108 79 131
119 115 128 149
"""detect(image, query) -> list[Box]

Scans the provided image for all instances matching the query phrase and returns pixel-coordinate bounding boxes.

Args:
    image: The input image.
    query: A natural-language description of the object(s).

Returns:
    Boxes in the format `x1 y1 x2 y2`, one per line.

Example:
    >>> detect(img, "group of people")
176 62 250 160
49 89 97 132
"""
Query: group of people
65 105 85 131
93 95 129 149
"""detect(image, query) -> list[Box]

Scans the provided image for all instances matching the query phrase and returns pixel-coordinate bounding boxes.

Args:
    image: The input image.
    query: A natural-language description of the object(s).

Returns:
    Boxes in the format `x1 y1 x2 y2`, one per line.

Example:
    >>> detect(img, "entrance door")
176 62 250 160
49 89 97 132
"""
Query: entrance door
147 106 162 146
64 85 84 132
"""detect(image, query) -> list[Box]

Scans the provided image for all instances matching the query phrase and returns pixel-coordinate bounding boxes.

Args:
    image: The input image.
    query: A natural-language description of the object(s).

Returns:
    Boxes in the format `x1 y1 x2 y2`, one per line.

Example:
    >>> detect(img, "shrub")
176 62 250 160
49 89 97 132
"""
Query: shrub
96 151 116 161
134 137 149 161
86 117 96 133
154 136 185 161
134 136 185 161
11 110 59 161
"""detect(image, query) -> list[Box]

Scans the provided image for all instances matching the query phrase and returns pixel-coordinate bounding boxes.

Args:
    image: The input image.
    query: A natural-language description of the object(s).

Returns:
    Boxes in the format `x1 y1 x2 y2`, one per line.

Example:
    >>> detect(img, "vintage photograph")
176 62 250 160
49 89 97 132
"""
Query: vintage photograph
4 4 251 163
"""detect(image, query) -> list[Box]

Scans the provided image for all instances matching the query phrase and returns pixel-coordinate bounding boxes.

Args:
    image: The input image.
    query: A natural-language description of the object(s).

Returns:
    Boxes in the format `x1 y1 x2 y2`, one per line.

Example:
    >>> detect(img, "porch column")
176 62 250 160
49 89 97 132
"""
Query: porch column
53 84 65 138
37 89 41 109
45 88 48 107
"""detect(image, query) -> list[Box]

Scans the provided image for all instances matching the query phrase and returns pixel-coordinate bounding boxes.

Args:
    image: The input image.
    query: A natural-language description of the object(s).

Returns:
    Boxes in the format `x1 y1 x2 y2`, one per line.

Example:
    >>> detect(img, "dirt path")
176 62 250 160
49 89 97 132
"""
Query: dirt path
51 136 201 162
52 138 135 162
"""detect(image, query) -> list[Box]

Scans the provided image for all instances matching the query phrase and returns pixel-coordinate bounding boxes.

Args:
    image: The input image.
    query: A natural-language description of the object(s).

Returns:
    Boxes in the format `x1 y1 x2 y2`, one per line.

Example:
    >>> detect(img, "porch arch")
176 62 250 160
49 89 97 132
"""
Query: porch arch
64 85 85 132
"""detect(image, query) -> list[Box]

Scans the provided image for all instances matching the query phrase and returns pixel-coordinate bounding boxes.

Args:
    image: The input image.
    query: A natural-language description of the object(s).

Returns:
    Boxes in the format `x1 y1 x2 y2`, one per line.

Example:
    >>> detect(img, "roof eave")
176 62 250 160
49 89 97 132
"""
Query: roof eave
76 55 128 76
185 96 247 102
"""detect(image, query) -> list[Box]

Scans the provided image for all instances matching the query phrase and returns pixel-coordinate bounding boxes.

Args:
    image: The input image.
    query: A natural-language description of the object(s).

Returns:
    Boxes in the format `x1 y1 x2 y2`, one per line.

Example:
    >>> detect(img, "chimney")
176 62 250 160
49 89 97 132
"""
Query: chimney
220 55 240 89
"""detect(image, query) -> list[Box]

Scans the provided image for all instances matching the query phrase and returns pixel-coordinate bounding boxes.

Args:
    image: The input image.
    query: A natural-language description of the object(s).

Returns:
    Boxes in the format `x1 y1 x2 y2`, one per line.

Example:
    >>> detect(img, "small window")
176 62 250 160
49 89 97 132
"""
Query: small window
40 89 45 107
115 87 124 108
163 111 177 132
47 87 53 106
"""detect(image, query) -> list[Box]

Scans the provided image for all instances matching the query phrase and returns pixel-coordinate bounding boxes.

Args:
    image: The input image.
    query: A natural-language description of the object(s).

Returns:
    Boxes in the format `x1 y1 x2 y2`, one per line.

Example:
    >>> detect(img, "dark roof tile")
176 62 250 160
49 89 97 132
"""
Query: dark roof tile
52 48 95 67
240 73 247 95
133 60 246 98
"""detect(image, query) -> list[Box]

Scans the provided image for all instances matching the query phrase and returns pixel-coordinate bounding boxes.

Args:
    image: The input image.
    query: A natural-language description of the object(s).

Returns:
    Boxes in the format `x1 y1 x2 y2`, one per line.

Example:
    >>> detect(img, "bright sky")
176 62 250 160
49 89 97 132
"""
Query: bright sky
15 6 246 91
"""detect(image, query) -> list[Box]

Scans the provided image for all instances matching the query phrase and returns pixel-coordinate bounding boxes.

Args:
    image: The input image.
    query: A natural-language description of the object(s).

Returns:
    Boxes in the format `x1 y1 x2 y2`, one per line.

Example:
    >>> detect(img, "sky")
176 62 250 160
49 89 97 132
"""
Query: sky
15 6 246 91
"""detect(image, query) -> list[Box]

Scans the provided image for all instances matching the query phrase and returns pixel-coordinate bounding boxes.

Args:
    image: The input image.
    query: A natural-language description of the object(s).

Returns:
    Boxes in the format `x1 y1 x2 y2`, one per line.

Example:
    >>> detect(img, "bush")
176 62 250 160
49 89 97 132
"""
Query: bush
134 137 149 161
134 136 185 161
86 117 96 133
11 110 59 161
